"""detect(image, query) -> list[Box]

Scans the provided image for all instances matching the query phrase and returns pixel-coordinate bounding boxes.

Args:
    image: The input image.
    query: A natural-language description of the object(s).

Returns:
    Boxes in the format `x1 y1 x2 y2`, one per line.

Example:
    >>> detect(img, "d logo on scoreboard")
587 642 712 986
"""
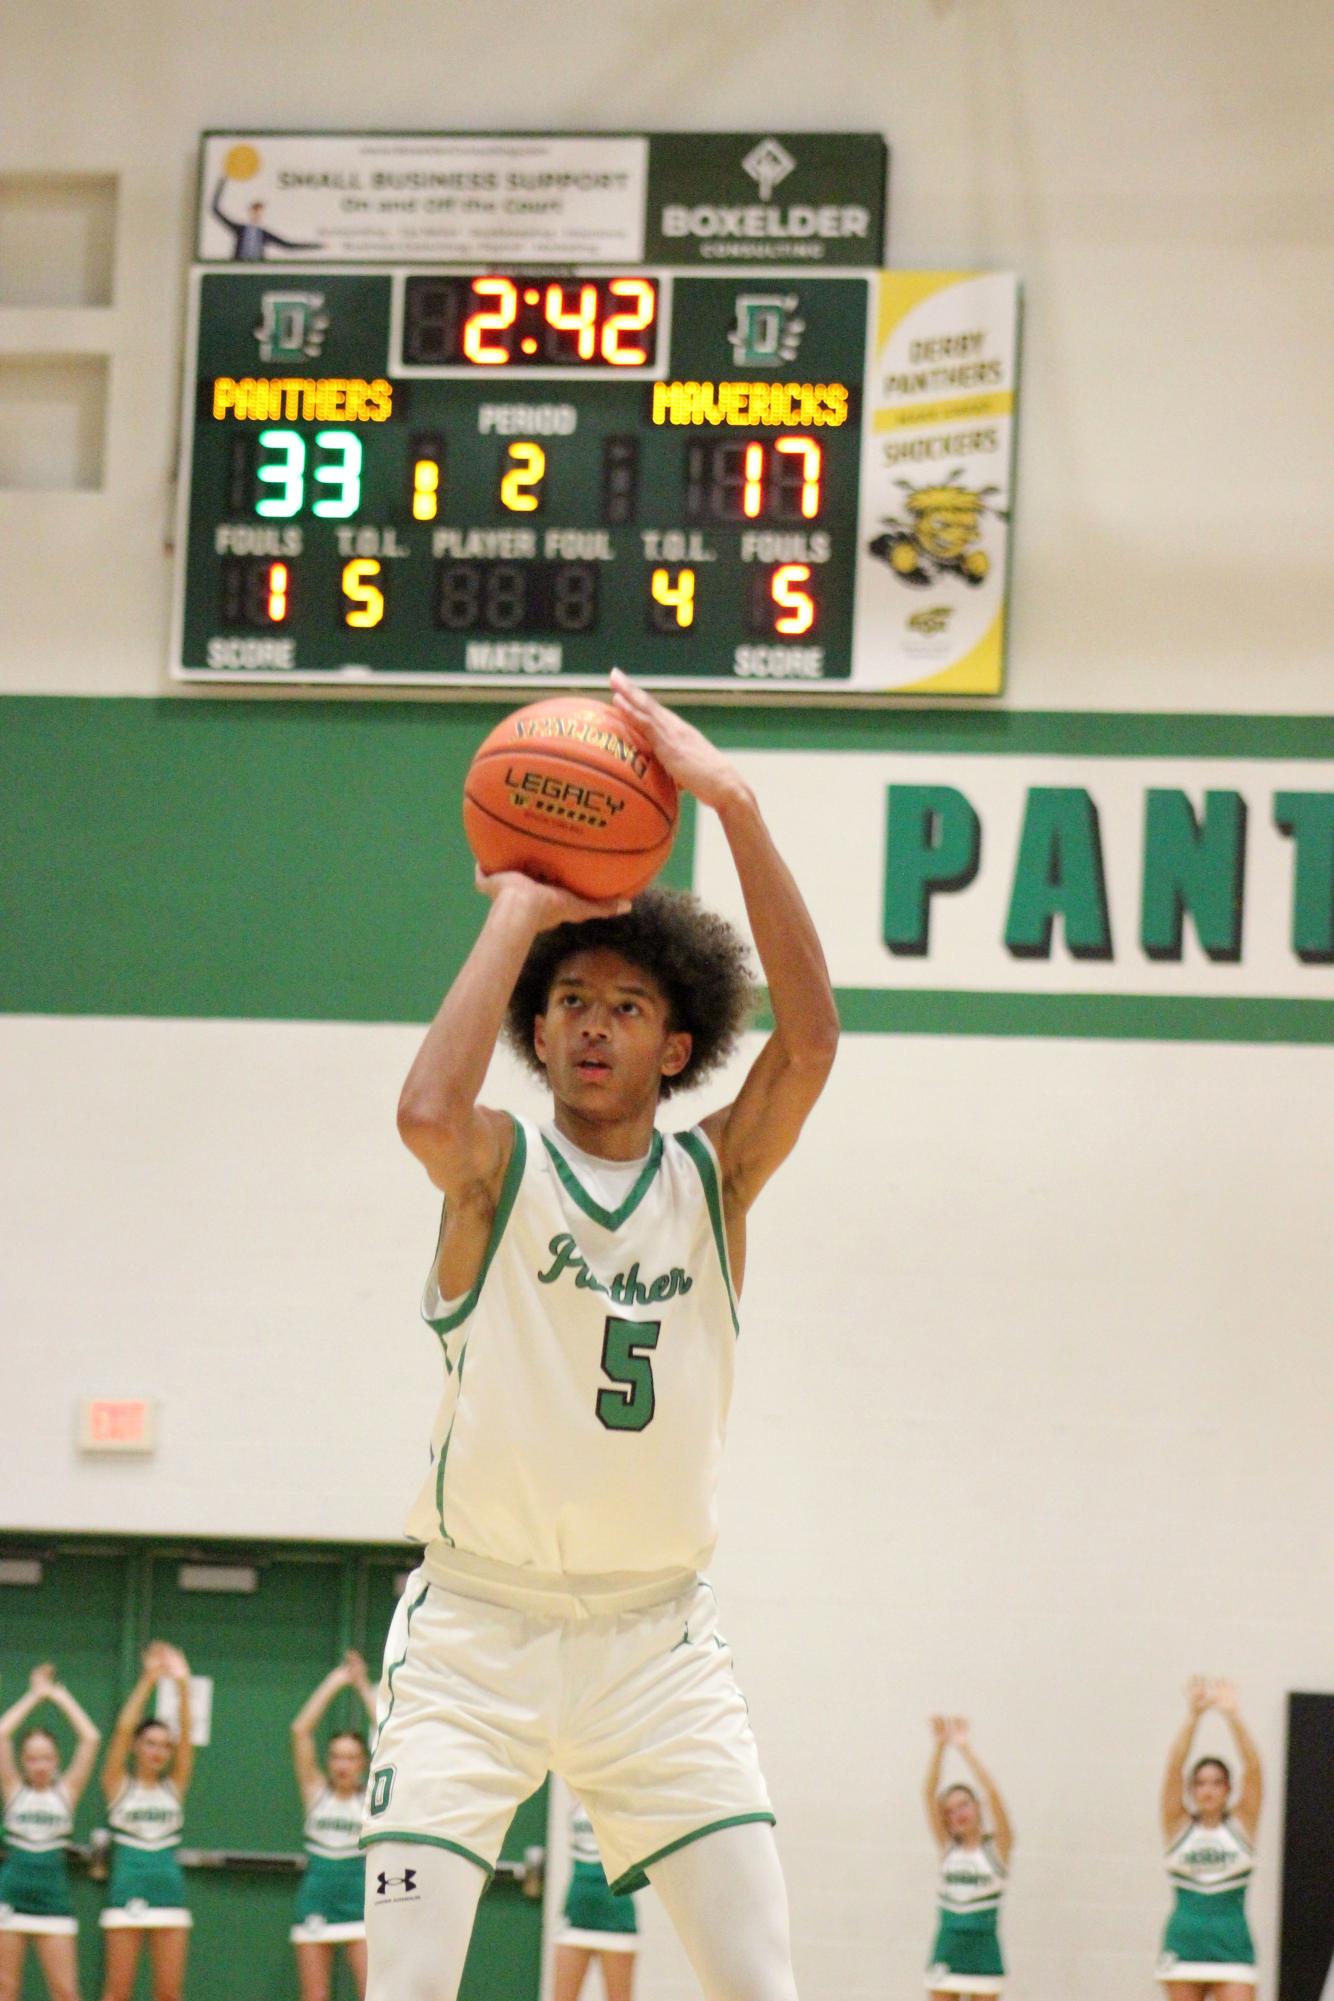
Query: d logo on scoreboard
253 291 330 363
728 294 806 367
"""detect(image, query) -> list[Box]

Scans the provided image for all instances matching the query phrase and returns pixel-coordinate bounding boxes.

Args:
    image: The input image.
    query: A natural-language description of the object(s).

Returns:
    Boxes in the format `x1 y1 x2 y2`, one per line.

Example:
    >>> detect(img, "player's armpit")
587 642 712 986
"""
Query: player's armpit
424 1112 517 1300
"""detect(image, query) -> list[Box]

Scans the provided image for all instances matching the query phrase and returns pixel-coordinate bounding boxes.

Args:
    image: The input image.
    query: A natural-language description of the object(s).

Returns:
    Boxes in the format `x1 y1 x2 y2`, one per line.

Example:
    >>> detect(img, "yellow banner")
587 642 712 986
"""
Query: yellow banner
873 390 1014 434
853 271 1020 695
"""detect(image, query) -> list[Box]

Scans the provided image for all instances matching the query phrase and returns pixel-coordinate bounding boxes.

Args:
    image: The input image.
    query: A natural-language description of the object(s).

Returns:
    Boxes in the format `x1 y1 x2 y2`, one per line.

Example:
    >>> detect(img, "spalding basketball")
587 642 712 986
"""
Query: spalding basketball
463 697 679 900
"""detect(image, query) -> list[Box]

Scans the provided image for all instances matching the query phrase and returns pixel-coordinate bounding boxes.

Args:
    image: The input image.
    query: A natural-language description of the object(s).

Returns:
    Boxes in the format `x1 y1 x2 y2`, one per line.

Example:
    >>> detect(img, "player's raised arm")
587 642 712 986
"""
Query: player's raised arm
397 871 630 1202
610 671 838 1218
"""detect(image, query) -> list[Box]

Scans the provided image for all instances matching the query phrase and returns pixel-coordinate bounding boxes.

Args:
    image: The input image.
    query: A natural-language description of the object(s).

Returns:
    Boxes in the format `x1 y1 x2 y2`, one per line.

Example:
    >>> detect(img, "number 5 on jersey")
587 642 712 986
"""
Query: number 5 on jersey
596 1315 661 1431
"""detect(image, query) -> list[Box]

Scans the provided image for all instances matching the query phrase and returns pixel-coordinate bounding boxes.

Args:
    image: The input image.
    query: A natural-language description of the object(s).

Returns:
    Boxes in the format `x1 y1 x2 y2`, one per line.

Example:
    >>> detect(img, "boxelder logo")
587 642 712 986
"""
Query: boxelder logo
742 138 796 201
660 136 869 253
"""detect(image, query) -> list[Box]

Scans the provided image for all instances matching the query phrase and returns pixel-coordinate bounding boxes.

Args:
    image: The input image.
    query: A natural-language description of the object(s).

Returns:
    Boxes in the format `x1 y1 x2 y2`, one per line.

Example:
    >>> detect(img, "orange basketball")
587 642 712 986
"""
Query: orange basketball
462 697 679 900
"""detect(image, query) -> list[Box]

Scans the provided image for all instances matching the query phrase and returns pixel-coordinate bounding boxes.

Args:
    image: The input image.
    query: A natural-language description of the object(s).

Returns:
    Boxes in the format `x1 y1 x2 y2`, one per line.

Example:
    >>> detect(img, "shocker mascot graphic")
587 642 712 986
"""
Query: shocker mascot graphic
867 470 1007 587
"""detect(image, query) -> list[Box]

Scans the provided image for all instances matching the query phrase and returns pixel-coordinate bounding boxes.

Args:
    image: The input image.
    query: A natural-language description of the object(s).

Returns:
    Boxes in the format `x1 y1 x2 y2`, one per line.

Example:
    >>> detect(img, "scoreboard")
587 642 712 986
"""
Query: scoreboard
173 135 1019 698
175 266 864 689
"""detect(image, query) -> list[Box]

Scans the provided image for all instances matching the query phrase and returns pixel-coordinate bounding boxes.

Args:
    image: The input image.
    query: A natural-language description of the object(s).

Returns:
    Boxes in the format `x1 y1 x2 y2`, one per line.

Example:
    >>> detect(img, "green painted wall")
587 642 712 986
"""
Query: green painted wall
3 696 1329 1033
0 697 693 1022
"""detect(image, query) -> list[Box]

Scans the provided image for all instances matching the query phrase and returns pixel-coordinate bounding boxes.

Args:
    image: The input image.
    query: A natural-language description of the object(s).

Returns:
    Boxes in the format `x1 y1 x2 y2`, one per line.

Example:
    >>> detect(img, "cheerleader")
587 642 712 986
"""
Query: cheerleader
0 1663 101 2001
98 1643 193 2001
552 1804 638 2001
1157 1677 1262 2000
290 1651 375 2001
923 1717 1013 2000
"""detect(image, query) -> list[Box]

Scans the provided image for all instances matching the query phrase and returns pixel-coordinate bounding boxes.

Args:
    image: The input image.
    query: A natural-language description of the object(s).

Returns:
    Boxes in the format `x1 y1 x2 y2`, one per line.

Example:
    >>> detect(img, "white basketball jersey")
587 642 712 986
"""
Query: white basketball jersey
405 1115 739 1577
937 1839 1007 1914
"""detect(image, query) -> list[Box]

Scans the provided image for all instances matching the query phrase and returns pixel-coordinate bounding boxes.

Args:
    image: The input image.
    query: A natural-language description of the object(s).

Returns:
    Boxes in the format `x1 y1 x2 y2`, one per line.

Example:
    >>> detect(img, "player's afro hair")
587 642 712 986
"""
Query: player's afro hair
504 886 755 1101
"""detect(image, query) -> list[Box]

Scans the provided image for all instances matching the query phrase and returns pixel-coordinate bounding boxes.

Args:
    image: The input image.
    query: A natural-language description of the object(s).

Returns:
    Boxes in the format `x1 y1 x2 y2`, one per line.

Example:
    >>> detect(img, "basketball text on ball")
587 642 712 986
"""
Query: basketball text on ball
505 768 625 826
510 713 651 779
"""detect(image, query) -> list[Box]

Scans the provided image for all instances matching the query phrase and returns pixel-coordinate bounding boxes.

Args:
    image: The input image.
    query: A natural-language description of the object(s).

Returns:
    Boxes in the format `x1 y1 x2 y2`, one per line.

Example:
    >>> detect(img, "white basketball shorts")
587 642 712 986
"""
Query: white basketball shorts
360 1561 773 1894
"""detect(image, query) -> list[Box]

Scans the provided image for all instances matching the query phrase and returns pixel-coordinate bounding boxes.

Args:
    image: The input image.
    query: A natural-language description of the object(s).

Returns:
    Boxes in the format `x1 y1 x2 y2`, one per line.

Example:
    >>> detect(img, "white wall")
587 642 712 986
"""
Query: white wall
3 1007 1330 1998
2 0 1330 708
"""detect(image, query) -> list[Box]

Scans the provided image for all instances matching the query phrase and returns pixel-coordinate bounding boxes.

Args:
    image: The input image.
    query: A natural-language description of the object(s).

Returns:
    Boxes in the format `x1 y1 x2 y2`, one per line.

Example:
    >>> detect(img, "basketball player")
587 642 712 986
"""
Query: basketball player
922 1717 1013 1999
363 671 839 2001
1156 1677 1262 2000
98 1643 193 2001
552 1802 639 2001
0 1662 101 2001
290 1652 376 2001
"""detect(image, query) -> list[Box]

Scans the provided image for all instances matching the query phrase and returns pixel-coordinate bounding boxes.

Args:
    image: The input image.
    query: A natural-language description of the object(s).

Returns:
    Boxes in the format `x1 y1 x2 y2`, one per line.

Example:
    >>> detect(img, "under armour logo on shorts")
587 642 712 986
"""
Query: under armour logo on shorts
376 1869 417 1896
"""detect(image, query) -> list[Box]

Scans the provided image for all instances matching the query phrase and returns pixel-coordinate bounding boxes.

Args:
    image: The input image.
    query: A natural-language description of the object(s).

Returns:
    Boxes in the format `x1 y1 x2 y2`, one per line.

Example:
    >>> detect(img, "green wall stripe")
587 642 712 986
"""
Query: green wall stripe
1 698 1328 1040
656 707 1334 758
752 991 1334 1044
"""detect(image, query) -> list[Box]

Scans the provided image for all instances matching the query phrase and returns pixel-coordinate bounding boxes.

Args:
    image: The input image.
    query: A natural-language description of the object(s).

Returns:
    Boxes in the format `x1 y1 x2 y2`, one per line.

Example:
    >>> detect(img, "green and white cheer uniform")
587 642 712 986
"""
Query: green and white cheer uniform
556 1807 639 1954
365 1118 774 1895
926 1838 1007 1995
0 1783 77 1935
1156 1815 1256 1987
291 1785 367 1943
101 1778 191 1929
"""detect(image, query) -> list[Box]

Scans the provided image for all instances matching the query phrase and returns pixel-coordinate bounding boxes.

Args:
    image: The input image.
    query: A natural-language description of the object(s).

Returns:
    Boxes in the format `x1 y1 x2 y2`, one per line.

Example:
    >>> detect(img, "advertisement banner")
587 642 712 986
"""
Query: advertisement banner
196 130 887 270
196 133 649 265
642 131 887 267
853 271 1021 695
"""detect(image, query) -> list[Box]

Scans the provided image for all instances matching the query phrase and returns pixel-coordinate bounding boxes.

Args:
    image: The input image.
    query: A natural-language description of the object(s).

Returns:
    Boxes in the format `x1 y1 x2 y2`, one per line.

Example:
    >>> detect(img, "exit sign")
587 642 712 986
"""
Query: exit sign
77 1399 158 1453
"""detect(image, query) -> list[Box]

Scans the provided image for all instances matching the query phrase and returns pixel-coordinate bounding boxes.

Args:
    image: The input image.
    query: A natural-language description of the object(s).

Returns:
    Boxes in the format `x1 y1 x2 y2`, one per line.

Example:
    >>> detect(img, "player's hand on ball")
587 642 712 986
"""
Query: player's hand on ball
609 669 743 812
474 865 630 929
